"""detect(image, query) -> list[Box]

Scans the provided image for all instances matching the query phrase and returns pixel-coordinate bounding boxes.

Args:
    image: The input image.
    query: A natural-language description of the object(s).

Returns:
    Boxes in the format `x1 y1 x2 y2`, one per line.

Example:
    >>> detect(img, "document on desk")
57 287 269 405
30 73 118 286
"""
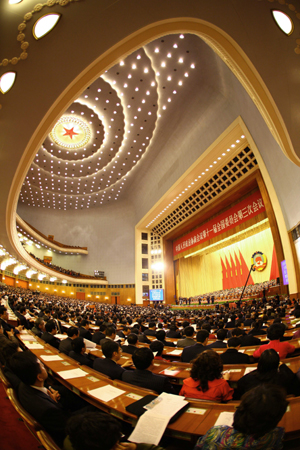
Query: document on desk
214 411 234 427
129 393 188 445
84 338 96 348
20 334 36 341
57 368 87 379
87 385 125 402
244 366 256 375
55 334 67 340
25 342 44 349
168 349 182 356
40 355 63 362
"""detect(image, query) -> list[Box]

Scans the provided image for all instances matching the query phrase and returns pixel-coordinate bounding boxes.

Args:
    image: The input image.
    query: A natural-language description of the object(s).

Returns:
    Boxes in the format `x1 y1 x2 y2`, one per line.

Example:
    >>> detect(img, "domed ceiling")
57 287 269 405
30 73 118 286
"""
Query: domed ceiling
19 33 198 211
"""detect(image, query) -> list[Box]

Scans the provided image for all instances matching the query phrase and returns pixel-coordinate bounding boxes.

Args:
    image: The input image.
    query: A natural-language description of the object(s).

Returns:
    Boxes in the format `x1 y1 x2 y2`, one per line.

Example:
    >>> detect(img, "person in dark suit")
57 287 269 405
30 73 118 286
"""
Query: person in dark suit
0 306 22 336
121 333 138 355
15 305 32 330
122 347 174 394
93 340 131 379
9 351 69 445
177 326 196 348
92 324 106 345
41 320 60 349
31 317 46 338
166 324 182 339
59 327 79 356
155 329 175 347
231 328 261 347
181 330 209 363
206 329 228 349
131 326 151 344
78 319 93 341
220 337 251 365
69 337 93 367
99 325 120 347
144 321 157 336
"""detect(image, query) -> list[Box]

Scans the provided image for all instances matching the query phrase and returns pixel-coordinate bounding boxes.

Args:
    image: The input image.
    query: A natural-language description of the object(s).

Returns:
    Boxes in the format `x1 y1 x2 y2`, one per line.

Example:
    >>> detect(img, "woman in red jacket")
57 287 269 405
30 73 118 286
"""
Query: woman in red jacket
179 350 233 402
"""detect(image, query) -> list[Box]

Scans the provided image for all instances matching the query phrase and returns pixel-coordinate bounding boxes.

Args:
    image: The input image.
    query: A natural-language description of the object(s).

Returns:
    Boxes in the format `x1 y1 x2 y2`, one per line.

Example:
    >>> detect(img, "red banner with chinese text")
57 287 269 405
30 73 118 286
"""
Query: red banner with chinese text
173 191 265 256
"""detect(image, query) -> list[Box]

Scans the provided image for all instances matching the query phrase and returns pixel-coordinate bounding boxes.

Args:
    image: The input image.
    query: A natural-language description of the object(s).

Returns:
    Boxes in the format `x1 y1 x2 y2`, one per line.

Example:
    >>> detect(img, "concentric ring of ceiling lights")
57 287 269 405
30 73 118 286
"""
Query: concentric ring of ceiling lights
50 116 92 150
19 34 198 210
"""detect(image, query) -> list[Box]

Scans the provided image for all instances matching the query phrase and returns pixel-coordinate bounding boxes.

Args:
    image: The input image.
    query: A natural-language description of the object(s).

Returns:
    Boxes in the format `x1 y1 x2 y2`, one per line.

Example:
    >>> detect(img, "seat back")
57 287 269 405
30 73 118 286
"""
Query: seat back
37 430 62 450
6 388 40 430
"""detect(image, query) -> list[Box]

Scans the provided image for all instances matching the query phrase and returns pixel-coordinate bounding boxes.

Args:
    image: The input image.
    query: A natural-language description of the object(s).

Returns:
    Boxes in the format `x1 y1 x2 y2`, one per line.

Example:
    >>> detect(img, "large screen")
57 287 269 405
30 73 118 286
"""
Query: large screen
150 289 164 301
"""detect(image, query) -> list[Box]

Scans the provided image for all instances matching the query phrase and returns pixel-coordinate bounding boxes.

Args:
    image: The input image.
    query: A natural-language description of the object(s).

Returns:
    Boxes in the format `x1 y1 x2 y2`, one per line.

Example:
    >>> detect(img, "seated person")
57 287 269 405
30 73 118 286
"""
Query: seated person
69 337 93 368
122 347 174 394
166 324 182 339
93 340 131 379
194 385 288 449
31 317 46 338
155 329 175 347
177 326 195 348
64 411 165 450
92 323 107 345
100 325 120 347
181 330 209 363
121 333 139 355
150 340 168 361
248 320 267 336
231 327 261 347
179 350 233 402
144 321 157 336
236 348 300 399
253 323 295 360
0 305 23 336
1 339 21 389
9 351 69 445
78 319 93 341
59 327 79 356
131 326 151 344
220 337 251 365
206 329 227 349
41 319 60 349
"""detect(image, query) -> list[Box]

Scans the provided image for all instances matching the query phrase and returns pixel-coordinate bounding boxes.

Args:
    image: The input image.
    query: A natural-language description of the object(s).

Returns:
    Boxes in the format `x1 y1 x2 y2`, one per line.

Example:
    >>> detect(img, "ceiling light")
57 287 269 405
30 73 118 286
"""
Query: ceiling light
9 0 23 3
0 72 16 93
32 13 61 39
272 10 294 35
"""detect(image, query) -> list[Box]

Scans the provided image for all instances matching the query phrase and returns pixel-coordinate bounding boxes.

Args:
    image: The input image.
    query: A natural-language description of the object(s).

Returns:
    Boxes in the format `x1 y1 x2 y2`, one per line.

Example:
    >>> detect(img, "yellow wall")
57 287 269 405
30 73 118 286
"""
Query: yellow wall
179 228 274 297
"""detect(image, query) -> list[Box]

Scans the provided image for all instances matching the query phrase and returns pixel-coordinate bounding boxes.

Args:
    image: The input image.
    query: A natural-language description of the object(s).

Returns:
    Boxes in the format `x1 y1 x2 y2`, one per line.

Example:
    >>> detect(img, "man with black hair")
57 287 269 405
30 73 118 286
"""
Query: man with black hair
79 319 93 341
231 328 261 347
155 329 175 347
177 326 196 348
92 323 107 344
41 319 60 349
253 323 295 360
0 306 23 336
181 330 209 363
93 340 131 379
121 333 139 355
144 321 157 336
69 337 93 367
100 325 119 347
122 347 174 394
220 337 251 365
59 326 79 355
31 317 46 338
9 351 68 445
206 329 228 349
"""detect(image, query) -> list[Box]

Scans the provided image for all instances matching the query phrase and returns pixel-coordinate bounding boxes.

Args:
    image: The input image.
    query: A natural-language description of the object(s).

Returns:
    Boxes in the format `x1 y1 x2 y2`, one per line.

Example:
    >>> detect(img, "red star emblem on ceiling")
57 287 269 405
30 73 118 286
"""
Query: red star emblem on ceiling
62 127 79 139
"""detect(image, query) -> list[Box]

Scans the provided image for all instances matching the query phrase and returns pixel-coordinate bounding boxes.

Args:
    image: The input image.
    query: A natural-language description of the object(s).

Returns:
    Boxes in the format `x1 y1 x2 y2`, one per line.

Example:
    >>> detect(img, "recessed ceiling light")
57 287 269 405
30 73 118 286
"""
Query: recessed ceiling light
0 71 16 93
272 10 294 35
9 0 23 3
32 13 61 39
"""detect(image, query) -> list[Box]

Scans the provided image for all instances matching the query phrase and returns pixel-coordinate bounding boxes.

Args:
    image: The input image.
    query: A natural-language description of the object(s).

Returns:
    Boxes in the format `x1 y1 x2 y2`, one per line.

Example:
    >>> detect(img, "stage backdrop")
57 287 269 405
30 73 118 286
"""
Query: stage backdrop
178 227 279 297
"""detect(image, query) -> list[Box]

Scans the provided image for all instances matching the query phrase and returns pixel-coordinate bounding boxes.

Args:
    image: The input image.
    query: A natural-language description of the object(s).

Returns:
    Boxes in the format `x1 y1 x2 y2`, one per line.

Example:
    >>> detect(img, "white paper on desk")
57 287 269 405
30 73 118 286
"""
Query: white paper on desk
244 366 256 375
84 338 96 348
238 349 245 353
63 324 71 328
214 411 234 427
55 334 67 340
168 349 182 355
20 334 36 341
25 342 44 349
128 411 169 445
40 355 63 362
87 385 125 402
145 392 187 416
88 348 100 352
57 368 87 379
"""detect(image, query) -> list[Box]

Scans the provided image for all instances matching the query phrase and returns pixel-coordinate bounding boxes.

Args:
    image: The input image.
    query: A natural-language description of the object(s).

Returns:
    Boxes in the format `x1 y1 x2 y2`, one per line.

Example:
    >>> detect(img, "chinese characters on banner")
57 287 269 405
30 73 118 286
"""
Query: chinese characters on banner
173 191 266 257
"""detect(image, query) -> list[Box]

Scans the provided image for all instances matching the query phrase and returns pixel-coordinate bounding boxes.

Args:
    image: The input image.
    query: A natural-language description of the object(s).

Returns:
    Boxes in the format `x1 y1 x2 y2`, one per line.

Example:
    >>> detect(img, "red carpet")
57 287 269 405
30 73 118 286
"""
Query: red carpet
0 383 41 450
